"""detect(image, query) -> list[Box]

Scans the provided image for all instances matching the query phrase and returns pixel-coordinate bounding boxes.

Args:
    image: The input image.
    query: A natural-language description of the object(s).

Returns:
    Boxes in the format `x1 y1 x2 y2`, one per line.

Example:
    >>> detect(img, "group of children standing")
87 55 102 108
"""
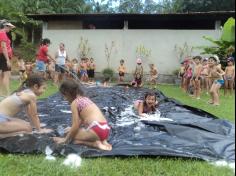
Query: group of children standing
16 55 96 86
179 55 235 106
46 57 96 83
118 58 158 87
34 55 159 88
16 39 158 88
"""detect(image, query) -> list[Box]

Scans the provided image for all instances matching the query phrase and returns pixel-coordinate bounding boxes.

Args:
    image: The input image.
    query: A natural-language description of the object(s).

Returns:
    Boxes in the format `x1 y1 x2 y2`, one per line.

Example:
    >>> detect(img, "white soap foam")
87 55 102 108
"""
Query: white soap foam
40 123 47 127
211 160 235 173
117 106 173 127
63 154 82 168
60 110 72 114
116 106 138 127
38 114 48 117
45 146 53 156
45 146 56 161
45 155 56 161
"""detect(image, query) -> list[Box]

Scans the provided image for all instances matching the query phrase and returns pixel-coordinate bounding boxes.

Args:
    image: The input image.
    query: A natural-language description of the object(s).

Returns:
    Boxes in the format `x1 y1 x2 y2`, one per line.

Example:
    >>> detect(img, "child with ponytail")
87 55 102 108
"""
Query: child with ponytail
0 74 52 138
53 79 112 151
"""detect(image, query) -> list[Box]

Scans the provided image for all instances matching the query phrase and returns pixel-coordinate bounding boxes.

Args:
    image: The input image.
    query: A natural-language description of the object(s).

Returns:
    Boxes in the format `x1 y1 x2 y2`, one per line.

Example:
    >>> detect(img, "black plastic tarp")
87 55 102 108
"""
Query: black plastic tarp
0 86 234 162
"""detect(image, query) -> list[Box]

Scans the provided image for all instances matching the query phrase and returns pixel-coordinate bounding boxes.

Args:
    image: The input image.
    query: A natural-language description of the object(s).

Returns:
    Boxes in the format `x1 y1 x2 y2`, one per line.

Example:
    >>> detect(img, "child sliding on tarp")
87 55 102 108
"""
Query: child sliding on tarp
134 91 159 118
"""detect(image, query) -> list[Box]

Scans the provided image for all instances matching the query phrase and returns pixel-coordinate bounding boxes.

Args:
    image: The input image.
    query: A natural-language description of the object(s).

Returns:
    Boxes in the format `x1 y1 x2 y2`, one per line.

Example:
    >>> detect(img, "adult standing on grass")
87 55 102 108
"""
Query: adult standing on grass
54 43 68 84
0 20 15 96
35 38 54 78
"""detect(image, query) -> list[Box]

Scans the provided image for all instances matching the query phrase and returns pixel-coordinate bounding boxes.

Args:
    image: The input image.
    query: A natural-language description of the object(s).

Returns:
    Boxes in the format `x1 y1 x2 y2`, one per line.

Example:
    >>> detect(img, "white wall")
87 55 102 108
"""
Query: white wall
43 29 221 74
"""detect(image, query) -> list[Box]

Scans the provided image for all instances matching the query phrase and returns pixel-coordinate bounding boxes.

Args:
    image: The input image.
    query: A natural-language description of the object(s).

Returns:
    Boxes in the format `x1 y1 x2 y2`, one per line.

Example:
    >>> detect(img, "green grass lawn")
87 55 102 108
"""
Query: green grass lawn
155 84 235 122
0 80 234 176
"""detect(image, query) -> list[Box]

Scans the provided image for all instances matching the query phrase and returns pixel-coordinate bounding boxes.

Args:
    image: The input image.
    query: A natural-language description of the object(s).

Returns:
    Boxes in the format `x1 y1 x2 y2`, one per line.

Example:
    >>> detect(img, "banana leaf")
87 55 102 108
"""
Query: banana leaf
221 17 235 42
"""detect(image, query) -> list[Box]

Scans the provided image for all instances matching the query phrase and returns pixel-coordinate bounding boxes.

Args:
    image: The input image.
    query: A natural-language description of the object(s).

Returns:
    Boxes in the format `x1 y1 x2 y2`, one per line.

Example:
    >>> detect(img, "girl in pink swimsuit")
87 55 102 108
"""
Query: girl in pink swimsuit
53 79 112 151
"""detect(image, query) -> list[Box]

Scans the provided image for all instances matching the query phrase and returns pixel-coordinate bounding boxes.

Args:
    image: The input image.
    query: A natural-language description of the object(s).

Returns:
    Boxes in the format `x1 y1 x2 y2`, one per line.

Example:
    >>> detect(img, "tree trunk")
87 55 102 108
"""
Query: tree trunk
31 28 35 43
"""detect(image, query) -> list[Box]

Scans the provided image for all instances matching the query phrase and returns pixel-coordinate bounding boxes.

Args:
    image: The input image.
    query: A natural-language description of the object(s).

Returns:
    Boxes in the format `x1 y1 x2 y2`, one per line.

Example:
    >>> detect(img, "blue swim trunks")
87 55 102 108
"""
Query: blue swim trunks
35 60 46 72
80 70 87 76
215 79 224 86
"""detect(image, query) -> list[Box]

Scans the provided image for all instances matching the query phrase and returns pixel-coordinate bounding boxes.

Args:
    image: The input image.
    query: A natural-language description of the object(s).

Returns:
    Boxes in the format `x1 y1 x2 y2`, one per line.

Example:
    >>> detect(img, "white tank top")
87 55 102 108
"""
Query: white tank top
56 49 67 65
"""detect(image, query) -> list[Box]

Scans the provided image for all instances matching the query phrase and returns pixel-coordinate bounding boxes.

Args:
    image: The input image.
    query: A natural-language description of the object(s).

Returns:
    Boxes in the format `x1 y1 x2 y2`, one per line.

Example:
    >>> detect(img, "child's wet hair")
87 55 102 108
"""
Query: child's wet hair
143 91 157 112
144 91 157 101
14 74 46 93
59 79 84 99
227 57 234 63
149 63 154 67
209 56 217 63
193 56 202 61
72 58 78 62
209 55 220 64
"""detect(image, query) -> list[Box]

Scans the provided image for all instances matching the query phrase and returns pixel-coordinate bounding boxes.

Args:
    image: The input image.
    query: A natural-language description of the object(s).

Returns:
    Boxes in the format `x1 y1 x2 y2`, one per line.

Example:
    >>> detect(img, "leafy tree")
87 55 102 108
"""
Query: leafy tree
46 0 90 14
143 0 158 14
157 0 175 13
106 0 235 13
221 17 235 42
172 0 235 12
86 0 115 13
200 18 235 67
118 0 143 13
12 0 92 14
0 0 41 49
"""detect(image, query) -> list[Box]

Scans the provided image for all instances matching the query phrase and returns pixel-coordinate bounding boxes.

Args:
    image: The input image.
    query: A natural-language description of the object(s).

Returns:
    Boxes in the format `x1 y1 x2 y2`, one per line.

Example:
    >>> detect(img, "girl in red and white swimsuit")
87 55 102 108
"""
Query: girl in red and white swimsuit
53 79 112 151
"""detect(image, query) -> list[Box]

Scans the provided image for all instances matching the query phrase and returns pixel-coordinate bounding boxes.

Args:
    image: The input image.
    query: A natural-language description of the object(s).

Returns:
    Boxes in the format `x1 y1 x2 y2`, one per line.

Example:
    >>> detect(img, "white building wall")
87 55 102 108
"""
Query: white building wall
43 29 220 74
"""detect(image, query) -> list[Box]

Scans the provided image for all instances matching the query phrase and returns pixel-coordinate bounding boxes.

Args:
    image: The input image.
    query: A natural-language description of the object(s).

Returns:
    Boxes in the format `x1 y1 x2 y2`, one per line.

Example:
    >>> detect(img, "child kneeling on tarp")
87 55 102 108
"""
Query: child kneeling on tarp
53 79 112 151
0 75 53 138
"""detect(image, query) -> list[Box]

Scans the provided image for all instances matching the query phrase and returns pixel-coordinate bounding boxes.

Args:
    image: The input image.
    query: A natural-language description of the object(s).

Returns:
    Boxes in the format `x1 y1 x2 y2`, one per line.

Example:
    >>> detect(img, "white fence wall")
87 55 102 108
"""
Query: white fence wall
43 29 220 74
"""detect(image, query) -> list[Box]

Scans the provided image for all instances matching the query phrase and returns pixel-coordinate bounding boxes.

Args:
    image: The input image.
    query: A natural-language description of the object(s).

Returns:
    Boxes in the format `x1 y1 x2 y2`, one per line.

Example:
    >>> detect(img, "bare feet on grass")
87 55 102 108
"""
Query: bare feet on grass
207 100 213 104
212 103 220 106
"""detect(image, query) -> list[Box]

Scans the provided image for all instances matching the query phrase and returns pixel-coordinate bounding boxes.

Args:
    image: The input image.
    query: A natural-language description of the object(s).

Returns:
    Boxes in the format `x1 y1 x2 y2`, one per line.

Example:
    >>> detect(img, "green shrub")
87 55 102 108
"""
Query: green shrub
14 39 37 62
172 69 180 76
102 68 114 80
